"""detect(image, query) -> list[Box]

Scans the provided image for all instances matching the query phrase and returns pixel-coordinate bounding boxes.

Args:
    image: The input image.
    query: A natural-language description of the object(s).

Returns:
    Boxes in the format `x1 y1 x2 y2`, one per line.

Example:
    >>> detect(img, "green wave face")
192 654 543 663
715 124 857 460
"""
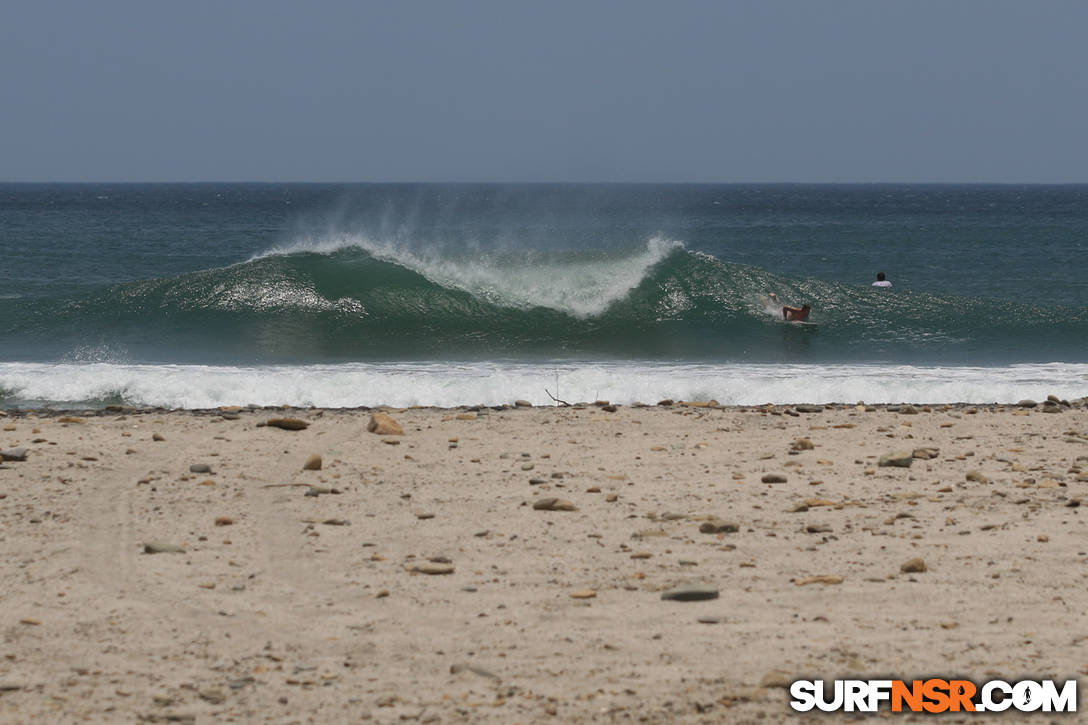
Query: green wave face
2 240 1086 364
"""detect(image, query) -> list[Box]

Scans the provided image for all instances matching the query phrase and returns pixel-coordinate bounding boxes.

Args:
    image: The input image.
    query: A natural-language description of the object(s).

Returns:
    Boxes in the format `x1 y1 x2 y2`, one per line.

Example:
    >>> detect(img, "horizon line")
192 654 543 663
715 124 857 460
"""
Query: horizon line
3 179 1088 186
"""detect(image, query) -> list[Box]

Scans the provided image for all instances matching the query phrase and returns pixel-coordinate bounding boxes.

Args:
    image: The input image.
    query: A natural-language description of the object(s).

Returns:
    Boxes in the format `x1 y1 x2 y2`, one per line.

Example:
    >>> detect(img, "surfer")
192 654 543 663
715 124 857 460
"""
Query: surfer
872 271 892 288
766 292 811 322
782 302 811 321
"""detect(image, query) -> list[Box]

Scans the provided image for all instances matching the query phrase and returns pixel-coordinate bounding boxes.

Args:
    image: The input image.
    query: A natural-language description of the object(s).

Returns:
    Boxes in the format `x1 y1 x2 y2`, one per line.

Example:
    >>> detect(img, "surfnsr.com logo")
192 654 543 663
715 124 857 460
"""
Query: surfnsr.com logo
790 679 1077 713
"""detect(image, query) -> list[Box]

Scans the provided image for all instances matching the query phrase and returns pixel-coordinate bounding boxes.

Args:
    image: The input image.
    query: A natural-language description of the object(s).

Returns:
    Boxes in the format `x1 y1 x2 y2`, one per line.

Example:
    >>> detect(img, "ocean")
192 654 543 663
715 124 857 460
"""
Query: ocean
1 183 1086 409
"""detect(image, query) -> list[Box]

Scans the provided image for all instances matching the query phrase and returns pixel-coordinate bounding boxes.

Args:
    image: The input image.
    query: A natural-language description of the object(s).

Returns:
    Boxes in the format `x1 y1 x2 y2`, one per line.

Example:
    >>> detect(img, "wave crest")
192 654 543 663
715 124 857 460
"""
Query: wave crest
253 234 685 318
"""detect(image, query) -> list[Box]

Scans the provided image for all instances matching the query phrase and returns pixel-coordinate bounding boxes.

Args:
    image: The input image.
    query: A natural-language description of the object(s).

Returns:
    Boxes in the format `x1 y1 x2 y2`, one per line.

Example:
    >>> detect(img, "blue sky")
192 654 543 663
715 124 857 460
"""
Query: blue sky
3 0 1087 182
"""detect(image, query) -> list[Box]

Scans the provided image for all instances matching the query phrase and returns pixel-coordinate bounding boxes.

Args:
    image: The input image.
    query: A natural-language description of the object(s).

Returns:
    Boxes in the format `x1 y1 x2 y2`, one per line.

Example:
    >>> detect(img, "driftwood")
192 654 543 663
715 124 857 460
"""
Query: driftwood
544 388 570 407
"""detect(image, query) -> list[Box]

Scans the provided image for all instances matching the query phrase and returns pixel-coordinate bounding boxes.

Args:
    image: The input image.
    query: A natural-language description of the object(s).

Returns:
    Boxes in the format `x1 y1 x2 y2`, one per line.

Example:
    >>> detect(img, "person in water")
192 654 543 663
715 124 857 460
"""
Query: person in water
872 271 892 287
782 302 811 321
767 293 811 321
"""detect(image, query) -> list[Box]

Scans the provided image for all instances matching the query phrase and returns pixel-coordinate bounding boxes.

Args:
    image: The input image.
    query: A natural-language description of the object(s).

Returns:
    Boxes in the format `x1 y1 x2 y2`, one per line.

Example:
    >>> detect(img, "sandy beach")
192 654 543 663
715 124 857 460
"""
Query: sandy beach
2 398 1087 723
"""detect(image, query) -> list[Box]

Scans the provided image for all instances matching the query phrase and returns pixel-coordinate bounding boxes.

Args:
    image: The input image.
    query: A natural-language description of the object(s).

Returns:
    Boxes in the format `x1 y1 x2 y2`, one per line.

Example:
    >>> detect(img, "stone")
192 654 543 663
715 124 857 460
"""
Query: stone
302 454 322 471
367 412 404 435
661 586 719 601
450 663 500 680
697 616 722 624
699 520 739 534
878 451 913 467
761 474 788 483
569 590 596 599
189 463 212 473
965 471 990 484
0 448 27 462
760 670 793 688
411 562 454 575
806 524 833 534
514 400 532 408
901 557 927 573
791 438 814 451
152 433 166 442
912 447 940 460
214 516 234 526
795 405 824 413
898 404 918 414
601 404 618 413
795 575 844 586
1017 399 1038 408
266 417 309 430
533 497 577 511
144 542 185 554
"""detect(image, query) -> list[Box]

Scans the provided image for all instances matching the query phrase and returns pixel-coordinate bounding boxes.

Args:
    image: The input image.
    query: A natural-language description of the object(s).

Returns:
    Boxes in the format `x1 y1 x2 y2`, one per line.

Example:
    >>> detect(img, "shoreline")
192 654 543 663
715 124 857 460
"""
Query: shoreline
2 402 1087 722
2 394 1085 416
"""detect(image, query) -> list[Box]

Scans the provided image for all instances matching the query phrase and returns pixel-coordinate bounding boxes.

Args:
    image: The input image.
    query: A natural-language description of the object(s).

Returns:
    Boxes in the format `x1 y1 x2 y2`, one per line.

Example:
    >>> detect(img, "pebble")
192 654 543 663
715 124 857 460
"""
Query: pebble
143 542 186 554
965 471 990 484
661 586 719 601
806 524 833 534
878 451 913 468
0 448 27 462
795 405 824 413
791 438 814 451
450 663 500 680
367 412 404 435
214 516 234 526
569 590 596 599
698 520 739 534
514 400 532 408
605 494 618 502
533 497 577 511
761 474 787 483
1017 399 1038 408
189 463 212 473
912 447 940 459
901 557 927 573
795 575 844 586
302 454 322 471
411 562 454 575
266 417 309 430
697 616 722 624
760 670 793 688
152 433 166 442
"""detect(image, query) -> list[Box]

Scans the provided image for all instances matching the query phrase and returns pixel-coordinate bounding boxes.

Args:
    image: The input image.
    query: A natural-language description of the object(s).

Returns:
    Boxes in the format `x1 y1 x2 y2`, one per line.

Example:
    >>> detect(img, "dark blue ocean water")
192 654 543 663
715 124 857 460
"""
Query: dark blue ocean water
1 184 1086 407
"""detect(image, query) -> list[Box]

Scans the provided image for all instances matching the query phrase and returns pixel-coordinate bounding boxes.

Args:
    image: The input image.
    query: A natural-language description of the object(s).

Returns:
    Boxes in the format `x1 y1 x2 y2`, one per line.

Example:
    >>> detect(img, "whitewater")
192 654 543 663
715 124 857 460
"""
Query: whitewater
2 361 1087 410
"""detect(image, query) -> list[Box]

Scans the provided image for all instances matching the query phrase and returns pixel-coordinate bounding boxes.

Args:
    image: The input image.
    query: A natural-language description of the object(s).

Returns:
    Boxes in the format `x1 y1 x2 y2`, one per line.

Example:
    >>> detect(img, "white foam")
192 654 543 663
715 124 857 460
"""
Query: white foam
2 361 1085 409
251 234 683 318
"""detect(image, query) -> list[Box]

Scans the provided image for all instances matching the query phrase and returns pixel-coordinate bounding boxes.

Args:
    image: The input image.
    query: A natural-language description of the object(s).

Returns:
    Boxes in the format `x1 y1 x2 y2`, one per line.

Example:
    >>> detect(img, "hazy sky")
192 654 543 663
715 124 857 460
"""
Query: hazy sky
3 0 1087 182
